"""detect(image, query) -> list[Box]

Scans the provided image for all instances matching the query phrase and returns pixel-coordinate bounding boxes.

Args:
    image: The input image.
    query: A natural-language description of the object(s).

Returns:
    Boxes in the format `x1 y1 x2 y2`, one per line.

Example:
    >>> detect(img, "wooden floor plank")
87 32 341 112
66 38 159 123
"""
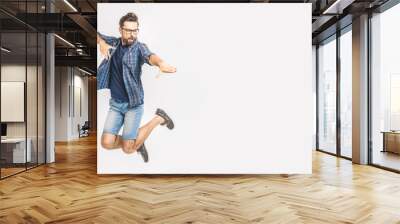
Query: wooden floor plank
1 134 400 223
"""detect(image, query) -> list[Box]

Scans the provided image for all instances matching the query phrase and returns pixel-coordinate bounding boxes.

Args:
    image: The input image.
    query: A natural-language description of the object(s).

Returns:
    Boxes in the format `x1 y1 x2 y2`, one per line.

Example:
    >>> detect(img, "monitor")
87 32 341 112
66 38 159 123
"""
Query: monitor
1 123 7 137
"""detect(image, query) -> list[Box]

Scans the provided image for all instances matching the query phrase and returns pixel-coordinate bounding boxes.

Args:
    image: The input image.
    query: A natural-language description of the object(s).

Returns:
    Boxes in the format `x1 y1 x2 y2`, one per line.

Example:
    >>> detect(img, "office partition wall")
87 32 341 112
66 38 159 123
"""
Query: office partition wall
0 0 46 179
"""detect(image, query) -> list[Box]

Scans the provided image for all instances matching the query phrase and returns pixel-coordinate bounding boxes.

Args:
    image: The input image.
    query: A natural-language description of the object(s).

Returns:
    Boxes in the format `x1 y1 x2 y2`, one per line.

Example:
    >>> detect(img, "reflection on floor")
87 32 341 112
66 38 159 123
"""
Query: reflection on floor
341 147 352 158
0 162 42 178
0 167 25 177
373 150 400 171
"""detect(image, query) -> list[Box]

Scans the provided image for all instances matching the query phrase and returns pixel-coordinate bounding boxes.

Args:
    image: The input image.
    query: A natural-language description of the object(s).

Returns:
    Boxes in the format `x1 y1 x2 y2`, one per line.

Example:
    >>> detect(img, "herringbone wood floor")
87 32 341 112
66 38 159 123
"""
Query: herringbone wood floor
1 134 400 224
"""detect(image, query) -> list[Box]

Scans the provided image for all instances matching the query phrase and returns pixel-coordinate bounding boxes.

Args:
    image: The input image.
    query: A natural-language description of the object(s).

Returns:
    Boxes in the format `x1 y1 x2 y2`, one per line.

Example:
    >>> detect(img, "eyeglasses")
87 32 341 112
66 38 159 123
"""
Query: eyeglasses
122 27 139 34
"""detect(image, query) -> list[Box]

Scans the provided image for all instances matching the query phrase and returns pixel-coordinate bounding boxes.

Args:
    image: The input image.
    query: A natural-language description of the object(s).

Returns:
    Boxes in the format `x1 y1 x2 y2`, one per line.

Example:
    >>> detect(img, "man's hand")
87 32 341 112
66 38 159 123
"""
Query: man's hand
148 54 176 74
99 40 112 60
159 62 177 73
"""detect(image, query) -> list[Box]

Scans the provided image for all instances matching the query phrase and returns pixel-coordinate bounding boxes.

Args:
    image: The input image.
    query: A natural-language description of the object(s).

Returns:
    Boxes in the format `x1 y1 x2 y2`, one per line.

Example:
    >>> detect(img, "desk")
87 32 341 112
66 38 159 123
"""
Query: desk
381 131 400 154
1 138 31 163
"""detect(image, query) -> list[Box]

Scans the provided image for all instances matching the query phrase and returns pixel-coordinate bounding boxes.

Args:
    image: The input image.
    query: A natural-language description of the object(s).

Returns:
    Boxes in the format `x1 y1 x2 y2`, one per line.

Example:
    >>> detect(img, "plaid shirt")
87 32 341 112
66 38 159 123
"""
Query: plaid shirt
97 32 154 107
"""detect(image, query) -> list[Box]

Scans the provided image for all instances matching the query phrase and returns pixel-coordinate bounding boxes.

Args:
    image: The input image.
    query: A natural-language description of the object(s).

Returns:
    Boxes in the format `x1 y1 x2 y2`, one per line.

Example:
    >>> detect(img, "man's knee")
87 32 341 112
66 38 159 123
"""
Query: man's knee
122 140 137 154
101 135 116 149
101 138 114 149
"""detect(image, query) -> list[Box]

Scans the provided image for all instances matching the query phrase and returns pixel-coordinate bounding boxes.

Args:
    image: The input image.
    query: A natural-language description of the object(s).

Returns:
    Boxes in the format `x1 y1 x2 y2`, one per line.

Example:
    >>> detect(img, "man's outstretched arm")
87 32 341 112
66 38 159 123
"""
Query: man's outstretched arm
97 34 112 59
149 54 177 73
97 33 117 60
97 34 103 44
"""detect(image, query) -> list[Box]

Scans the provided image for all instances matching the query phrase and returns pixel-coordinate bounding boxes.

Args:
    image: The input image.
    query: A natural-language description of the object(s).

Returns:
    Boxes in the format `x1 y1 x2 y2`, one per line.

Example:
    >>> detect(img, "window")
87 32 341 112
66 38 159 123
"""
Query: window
318 36 337 155
370 3 400 171
339 28 352 158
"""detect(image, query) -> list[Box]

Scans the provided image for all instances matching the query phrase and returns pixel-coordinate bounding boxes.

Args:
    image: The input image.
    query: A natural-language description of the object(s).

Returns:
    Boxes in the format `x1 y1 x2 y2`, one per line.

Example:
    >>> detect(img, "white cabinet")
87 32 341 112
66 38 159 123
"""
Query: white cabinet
1 138 32 163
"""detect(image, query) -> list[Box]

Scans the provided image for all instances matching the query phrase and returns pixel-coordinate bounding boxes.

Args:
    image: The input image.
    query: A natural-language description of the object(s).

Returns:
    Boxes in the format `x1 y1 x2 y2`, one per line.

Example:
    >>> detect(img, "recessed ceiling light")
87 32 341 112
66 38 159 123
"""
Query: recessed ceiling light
54 34 75 48
63 0 78 12
323 0 355 15
77 67 92 76
1 47 11 53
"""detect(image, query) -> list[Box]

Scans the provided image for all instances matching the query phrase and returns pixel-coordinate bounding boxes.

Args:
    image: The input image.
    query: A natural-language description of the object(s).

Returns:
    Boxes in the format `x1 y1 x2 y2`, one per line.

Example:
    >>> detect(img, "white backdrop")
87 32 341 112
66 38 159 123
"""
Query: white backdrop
97 3 312 174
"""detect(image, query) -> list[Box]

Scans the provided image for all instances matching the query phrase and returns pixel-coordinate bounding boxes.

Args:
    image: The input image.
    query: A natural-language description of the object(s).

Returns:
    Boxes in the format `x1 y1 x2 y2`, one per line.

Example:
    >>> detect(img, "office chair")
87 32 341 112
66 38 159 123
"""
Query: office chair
78 121 90 138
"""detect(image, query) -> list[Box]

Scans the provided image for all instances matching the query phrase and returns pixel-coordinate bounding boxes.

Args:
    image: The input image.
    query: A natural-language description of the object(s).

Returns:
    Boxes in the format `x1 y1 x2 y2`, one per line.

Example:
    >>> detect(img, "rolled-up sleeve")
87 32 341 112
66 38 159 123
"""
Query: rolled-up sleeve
138 42 154 65
97 32 118 46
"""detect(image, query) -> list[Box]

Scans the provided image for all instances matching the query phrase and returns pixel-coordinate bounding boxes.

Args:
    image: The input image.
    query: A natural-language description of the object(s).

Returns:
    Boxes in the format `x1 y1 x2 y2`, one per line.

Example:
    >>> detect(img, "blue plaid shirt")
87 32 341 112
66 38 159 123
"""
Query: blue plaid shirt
97 32 154 107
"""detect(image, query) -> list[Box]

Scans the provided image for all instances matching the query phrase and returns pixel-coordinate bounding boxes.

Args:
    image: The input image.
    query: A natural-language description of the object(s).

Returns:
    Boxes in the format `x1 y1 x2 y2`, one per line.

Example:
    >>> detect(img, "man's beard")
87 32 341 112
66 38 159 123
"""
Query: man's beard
123 37 135 45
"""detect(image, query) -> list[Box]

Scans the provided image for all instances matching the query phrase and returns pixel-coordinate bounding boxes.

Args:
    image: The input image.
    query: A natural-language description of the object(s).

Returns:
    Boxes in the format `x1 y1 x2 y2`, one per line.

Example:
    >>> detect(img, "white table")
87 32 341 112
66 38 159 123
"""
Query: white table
1 138 31 163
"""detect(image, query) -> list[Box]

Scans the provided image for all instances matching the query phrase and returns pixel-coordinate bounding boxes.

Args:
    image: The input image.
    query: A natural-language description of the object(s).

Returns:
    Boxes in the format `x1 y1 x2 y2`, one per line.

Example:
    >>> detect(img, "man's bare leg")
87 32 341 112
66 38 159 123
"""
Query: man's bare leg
121 139 137 154
132 115 164 150
102 114 166 154
101 133 124 149
101 116 163 153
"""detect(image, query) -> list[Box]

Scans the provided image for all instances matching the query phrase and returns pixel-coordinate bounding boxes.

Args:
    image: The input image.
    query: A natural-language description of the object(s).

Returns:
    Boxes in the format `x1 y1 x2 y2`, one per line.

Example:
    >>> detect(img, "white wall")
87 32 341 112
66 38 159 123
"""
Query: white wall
55 66 68 141
1 65 38 138
1 64 46 163
97 3 312 174
55 67 89 141
1 65 25 132
71 72 89 138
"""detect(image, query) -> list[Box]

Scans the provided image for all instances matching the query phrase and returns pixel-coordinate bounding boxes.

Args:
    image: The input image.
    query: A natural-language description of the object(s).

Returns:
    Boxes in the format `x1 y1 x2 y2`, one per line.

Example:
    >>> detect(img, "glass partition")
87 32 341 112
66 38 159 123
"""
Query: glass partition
371 3 400 171
1 31 28 177
0 1 46 179
317 36 337 155
339 28 352 158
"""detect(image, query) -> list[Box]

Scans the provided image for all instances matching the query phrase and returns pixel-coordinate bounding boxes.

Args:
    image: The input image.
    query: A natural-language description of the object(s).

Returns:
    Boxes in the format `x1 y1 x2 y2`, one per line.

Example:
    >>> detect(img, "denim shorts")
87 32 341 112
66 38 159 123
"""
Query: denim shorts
103 98 144 140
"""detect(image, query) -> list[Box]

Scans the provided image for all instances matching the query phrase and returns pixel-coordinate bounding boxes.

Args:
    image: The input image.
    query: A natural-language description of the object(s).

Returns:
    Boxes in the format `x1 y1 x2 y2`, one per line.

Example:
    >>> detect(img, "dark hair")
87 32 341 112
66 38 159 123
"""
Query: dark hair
119 12 138 27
